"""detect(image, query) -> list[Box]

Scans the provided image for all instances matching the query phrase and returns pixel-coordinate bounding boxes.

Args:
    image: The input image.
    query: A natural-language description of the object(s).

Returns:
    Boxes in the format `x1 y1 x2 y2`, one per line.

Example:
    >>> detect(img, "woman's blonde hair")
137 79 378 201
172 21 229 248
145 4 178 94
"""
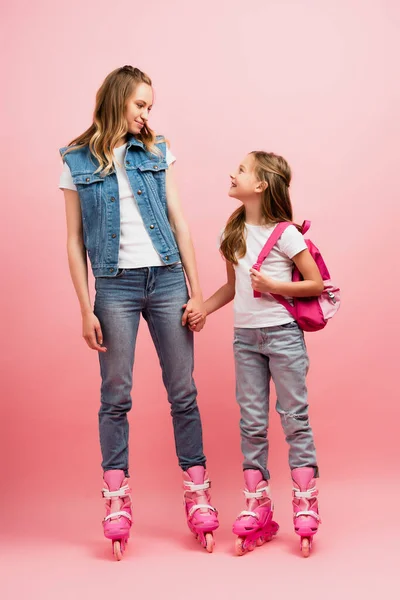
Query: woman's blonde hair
220 151 298 264
62 66 162 174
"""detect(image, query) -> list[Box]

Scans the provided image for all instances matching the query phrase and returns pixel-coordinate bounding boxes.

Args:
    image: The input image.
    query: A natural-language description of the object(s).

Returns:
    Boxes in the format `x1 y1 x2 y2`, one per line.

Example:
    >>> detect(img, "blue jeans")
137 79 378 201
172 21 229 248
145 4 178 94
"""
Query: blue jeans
94 264 206 476
233 322 318 481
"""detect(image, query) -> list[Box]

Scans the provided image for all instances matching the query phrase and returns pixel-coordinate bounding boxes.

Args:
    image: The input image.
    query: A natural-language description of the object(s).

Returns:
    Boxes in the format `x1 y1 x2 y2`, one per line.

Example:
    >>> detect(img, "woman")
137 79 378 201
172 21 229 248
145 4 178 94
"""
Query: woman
59 66 218 559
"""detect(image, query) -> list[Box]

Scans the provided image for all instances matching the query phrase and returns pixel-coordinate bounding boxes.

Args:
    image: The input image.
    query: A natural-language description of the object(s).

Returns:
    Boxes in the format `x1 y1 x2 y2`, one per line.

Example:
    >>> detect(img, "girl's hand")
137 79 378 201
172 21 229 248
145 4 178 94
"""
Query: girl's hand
82 312 107 352
187 309 206 332
249 268 278 294
191 316 206 332
182 298 206 326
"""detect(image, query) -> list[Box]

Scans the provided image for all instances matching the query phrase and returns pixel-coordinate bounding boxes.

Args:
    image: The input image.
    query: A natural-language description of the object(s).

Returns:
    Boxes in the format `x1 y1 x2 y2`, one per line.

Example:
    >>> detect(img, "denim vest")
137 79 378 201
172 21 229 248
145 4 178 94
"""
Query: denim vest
60 135 180 277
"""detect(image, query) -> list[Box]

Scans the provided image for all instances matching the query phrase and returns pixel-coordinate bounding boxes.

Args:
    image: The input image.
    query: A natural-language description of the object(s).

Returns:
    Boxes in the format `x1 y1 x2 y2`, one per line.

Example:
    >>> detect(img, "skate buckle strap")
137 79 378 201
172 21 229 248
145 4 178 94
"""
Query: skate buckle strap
244 485 270 500
188 503 216 518
293 486 318 500
102 484 131 500
295 510 321 522
183 479 211 493
104 510 132 523
238 510 259 519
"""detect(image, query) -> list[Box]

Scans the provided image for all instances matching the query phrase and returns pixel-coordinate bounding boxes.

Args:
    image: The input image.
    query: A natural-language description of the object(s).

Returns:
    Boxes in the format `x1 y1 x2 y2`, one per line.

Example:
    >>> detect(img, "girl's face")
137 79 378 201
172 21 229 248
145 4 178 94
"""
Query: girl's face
229 154 263 200
125 83 153 135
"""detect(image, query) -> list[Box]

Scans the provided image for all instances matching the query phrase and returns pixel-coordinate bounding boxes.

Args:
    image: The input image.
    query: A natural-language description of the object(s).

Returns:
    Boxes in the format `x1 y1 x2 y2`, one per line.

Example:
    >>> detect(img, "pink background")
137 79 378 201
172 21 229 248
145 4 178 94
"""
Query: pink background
1 0 398 598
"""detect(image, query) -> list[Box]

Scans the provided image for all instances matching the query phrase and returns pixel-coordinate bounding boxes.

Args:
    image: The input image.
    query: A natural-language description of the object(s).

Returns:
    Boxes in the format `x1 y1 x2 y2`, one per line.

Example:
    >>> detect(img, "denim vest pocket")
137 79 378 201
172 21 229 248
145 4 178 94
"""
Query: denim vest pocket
72 173 104 259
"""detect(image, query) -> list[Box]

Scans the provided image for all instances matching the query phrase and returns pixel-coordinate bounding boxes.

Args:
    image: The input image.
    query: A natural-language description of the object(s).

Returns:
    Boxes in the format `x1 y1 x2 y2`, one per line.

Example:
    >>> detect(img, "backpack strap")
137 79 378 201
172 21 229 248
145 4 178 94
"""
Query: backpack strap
269 218 311 315
252 222 292 298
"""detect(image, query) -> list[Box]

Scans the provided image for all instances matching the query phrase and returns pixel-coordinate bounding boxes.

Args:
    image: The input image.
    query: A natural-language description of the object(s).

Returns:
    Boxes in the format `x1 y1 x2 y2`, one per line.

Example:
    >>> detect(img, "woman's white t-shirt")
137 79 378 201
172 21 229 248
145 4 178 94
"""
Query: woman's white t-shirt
231 223 307 328
59 143 176 268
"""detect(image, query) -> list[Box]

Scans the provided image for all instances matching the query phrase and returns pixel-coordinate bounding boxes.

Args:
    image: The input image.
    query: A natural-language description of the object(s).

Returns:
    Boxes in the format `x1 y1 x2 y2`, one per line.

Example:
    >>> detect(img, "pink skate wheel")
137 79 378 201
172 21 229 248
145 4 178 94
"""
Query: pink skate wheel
256 536 265 546
205 532 214 553
301 537 310 558
235 536 246 556
113 540 123 561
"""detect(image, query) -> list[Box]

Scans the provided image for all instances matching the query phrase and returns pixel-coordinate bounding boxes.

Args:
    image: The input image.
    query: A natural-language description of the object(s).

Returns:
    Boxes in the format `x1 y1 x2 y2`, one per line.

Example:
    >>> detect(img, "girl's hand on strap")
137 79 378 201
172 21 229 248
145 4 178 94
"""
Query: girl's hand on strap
82 312 107 352
249 268 278 294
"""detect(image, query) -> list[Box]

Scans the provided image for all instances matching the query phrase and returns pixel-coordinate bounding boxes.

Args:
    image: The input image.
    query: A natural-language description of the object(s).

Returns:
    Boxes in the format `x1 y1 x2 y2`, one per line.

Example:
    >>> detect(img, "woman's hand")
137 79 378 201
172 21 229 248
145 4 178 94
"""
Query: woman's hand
82 312 107 352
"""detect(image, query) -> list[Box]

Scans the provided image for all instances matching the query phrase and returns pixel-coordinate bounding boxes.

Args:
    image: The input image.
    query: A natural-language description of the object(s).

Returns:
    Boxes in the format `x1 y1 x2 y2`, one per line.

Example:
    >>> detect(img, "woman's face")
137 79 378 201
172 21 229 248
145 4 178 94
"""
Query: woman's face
125 83 153 135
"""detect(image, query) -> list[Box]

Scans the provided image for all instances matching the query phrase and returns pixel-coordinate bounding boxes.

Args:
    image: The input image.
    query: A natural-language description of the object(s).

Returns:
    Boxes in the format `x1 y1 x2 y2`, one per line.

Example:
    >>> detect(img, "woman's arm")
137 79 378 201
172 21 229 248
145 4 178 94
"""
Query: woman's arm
165 166 205 325
250 248 324 297
63 189 106 352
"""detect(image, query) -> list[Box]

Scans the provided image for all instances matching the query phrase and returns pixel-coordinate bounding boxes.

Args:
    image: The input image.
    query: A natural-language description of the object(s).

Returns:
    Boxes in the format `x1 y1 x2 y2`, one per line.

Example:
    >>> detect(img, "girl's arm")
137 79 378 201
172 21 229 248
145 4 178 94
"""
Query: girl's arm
165 166 204 325
204 260 236 315
63 189 106 352
250 248 324 297
189 261 236 331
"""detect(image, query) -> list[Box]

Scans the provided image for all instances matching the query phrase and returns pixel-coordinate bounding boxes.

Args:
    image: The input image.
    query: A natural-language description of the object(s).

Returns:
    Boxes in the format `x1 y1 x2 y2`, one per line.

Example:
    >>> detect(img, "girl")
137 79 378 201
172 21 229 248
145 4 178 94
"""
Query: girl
189 151 322 557
59 66 219 559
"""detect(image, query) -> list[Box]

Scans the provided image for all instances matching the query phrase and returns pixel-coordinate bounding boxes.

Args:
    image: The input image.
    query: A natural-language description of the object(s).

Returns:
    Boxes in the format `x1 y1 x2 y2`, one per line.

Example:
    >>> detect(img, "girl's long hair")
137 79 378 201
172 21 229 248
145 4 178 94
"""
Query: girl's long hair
220 151 298 264
62 66 162 174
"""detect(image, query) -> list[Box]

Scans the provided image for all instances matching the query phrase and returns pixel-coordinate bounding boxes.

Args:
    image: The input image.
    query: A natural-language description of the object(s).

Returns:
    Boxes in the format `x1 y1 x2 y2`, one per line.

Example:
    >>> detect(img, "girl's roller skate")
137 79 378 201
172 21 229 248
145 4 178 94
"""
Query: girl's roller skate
292 467 321 557
183 466 219 553
233 469 279 556
102 469 133 560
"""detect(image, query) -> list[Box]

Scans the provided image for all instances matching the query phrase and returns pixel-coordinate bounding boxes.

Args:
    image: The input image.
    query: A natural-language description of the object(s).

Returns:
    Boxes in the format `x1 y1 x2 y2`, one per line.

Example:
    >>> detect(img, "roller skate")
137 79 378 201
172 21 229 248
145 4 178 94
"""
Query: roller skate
292 467 321 557
183 466 219 553
102 469 133 560
233 469 279 556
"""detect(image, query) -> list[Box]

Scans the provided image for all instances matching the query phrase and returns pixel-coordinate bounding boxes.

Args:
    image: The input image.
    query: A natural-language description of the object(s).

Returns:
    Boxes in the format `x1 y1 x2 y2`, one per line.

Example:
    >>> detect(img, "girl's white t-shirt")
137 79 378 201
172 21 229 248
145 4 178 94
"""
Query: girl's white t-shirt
231 223 307 328
59 143 176 268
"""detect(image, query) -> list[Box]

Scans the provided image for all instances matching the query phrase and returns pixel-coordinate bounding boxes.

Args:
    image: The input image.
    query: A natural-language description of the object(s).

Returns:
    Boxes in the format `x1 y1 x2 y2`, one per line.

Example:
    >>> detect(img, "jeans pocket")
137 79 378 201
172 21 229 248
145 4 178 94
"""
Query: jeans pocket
166 262 184 273
279 321 298 329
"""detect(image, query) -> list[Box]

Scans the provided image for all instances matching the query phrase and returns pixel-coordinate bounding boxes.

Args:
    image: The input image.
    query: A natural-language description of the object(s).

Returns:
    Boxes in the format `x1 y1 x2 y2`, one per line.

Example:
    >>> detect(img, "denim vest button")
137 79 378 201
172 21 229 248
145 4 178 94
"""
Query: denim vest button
165 256 169 261
110 197 115 202
126 161 131 165
150 225 154 229
86 177 90 182
109 268 114 272
154 166 158 170
112 234 117 238
137 190 142 195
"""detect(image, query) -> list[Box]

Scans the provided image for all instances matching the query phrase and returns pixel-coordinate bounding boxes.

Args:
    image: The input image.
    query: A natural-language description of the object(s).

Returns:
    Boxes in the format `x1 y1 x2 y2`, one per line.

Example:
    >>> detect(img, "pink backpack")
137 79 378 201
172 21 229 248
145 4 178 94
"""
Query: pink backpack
252 221 340 332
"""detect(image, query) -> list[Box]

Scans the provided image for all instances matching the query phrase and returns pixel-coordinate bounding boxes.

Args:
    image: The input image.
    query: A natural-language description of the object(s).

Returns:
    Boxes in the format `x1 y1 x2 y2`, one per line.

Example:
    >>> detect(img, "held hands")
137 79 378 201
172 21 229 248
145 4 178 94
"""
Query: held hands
249 268 278 294
82 312 107 352
182 298 207 333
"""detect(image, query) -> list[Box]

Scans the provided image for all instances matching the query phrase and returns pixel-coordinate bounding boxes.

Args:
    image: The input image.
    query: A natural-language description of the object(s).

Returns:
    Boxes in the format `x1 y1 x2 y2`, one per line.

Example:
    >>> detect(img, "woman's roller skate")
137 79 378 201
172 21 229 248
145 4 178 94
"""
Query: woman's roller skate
183 466 219 553
233 469 279 556
102 469 133 560
292 467 321 557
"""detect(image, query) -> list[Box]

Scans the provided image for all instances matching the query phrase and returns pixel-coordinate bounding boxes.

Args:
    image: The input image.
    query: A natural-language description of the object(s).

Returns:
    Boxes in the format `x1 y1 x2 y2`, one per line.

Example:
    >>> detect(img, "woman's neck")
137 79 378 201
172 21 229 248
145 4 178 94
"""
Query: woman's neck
115 136 128 148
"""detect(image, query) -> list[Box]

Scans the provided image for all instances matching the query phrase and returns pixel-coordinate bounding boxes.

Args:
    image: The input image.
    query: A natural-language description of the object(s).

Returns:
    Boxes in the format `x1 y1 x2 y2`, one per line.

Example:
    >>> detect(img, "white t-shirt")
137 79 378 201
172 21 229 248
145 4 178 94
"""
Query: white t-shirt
59 144 176 268
230 223 307 328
